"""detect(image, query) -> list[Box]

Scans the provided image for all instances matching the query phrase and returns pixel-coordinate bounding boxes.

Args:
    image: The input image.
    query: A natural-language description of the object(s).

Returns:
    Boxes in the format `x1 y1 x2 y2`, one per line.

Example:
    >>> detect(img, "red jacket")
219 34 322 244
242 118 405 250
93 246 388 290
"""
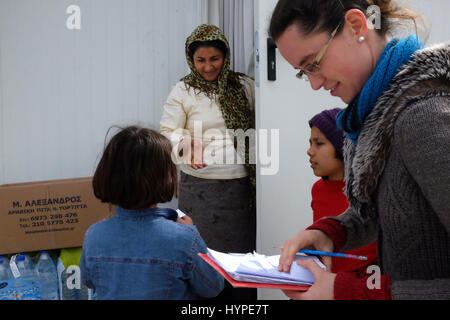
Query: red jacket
310 179 390 300
311 179 378 274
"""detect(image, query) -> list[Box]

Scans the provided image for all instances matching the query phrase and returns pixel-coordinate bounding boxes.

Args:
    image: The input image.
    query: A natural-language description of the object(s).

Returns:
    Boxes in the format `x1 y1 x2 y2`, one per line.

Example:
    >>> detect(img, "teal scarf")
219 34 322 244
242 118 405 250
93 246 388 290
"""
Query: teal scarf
336 35 423 144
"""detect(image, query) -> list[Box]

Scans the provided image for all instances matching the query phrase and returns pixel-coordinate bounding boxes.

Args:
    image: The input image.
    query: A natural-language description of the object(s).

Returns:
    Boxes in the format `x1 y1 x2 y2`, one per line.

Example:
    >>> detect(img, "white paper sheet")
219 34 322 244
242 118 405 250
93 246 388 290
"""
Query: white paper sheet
207 248 327 286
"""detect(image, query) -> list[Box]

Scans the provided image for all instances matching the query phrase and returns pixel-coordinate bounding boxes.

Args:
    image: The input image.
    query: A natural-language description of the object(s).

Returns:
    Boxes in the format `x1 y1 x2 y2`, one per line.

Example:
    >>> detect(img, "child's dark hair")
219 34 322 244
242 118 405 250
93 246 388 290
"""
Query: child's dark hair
269 0 423 41
93 126 177 210
188 40 228 61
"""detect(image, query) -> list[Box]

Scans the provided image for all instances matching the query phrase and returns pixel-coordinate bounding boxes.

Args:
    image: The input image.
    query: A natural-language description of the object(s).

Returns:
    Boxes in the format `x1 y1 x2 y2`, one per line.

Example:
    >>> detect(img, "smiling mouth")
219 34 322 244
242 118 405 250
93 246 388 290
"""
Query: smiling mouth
202 73 219 81
330 83 340 96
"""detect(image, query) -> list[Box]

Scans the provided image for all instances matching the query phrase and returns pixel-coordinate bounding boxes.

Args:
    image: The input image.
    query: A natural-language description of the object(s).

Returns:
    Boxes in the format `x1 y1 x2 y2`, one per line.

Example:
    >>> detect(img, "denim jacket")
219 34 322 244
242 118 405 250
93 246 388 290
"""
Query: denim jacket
80 207 224 300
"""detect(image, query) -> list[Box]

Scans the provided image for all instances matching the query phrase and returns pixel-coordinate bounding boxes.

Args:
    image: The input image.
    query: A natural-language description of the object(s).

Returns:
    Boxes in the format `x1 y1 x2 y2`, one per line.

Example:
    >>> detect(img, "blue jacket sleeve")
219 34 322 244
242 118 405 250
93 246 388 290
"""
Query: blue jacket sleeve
186 230 224 298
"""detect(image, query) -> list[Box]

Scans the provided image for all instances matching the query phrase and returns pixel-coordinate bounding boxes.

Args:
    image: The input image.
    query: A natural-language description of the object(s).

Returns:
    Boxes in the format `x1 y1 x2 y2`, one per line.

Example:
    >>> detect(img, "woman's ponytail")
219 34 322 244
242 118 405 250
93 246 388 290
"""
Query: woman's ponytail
369 0 425 37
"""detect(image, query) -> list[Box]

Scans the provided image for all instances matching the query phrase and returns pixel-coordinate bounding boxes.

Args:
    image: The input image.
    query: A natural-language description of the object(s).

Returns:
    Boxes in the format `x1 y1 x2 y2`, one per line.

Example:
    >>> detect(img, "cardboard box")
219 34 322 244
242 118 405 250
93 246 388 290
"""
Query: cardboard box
0 177 112 255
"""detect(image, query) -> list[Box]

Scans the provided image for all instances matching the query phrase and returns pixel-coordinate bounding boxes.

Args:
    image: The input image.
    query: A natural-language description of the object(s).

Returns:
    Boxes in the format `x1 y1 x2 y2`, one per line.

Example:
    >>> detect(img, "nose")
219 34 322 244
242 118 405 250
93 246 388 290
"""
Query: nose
204 63 215 72
307 145 314 157
308 73 326 91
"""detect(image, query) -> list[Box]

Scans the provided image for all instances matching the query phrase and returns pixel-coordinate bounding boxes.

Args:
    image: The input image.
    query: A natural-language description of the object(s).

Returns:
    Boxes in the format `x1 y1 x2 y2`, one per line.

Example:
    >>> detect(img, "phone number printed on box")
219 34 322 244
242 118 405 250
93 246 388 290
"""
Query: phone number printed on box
19 212 79 229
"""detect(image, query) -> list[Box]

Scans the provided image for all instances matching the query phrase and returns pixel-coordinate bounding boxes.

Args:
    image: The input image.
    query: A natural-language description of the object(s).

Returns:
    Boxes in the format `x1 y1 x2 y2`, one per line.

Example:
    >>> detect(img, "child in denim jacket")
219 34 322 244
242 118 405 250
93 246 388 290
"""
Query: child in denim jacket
80 126 224 300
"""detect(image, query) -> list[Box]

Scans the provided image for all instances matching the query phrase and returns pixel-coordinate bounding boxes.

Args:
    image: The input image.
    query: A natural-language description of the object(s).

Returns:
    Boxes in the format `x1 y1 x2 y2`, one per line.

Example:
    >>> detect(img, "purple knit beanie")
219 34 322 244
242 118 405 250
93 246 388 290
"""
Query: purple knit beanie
308 108 344 161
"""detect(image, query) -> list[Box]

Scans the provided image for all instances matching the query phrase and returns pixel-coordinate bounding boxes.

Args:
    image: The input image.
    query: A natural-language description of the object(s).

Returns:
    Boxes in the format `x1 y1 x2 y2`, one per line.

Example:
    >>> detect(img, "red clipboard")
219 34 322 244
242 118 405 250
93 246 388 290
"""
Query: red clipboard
199 253 309 291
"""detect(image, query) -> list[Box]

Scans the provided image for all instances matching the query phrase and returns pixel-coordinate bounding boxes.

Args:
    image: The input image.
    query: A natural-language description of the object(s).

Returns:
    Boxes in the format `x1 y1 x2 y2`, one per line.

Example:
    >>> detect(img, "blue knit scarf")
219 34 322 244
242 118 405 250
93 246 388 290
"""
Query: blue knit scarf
336 35 423 145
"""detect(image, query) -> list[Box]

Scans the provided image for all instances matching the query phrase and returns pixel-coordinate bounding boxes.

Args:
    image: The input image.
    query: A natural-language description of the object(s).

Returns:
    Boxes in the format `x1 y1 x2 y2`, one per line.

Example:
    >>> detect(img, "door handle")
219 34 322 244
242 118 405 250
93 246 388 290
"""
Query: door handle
267 38 277 81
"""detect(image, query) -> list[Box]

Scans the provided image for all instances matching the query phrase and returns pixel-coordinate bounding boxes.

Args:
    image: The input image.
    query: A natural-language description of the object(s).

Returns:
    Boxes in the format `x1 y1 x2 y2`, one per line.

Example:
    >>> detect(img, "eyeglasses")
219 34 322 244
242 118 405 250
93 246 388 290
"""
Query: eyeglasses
296 20 343 82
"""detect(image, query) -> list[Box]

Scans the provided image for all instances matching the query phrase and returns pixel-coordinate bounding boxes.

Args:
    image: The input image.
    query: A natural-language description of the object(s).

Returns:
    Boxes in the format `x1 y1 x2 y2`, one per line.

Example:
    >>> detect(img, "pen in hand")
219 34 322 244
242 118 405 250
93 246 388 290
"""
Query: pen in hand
274 246 368 261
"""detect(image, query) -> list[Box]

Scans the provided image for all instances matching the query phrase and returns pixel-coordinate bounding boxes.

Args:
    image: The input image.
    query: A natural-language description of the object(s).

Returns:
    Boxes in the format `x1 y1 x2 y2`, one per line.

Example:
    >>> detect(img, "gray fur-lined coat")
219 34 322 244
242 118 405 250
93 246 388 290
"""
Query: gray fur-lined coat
332 43 450 299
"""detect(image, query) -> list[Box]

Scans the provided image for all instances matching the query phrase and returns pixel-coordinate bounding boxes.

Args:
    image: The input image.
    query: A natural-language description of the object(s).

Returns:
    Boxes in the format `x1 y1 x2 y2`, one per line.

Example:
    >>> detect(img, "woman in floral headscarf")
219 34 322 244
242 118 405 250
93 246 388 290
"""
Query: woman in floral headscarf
160 25 256 300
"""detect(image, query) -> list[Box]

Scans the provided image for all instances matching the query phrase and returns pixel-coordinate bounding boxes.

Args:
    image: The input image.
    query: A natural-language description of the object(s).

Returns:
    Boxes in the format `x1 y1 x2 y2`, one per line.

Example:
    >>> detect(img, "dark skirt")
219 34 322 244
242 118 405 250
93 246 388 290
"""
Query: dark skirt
179 171 257 300
178 171 256 254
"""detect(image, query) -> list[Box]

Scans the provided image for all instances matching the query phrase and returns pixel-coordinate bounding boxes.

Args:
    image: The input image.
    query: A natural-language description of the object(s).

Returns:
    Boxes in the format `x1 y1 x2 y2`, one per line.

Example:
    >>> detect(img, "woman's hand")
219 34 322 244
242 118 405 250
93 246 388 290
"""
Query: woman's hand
177 215 194 225
278 229 334 273
178 137 207 170
282 259 336 300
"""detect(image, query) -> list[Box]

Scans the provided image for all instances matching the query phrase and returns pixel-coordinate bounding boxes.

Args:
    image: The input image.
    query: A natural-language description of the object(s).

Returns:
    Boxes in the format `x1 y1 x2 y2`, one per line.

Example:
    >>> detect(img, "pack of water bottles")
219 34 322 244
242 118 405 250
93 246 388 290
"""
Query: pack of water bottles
0 251 57 300
0 250 91 300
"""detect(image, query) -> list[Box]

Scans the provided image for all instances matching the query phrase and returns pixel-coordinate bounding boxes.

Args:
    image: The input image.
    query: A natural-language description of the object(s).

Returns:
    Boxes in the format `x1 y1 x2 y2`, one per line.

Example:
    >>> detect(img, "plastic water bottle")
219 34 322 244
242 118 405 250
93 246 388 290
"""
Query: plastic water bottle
35 251 59 300
0 255 13 280
56 259 90 300
15 253 35 278
4 253 41 300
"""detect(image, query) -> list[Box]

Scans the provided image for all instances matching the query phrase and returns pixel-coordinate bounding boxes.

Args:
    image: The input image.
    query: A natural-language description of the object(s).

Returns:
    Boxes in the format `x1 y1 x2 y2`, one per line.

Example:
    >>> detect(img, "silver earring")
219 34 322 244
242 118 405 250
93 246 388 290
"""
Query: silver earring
358 36 365 43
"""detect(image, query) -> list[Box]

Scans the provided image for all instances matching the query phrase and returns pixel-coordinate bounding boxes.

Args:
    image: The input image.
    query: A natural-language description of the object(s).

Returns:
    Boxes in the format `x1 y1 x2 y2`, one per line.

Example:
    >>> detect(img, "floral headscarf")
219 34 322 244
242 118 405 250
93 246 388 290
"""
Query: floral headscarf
182 24 256 188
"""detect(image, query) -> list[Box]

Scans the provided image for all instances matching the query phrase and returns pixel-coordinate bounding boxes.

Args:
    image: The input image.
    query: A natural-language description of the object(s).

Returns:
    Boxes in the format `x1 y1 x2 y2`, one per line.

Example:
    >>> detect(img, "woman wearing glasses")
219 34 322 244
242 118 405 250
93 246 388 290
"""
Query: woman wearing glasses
270 0 450 300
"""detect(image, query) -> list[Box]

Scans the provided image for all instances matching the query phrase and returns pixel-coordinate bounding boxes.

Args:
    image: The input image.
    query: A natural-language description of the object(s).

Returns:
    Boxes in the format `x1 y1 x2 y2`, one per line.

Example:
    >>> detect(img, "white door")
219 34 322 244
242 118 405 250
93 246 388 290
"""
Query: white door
254 0 450 300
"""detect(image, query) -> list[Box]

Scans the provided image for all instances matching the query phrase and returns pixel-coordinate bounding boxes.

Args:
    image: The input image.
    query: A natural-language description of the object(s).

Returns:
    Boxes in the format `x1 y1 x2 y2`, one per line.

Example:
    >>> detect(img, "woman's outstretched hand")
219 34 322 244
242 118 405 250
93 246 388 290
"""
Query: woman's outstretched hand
178 137 207 170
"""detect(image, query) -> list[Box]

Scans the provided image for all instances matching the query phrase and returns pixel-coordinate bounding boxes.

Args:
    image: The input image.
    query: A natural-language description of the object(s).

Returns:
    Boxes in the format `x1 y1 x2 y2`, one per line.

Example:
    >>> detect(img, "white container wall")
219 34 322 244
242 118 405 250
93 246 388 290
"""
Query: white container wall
0 0 203 184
